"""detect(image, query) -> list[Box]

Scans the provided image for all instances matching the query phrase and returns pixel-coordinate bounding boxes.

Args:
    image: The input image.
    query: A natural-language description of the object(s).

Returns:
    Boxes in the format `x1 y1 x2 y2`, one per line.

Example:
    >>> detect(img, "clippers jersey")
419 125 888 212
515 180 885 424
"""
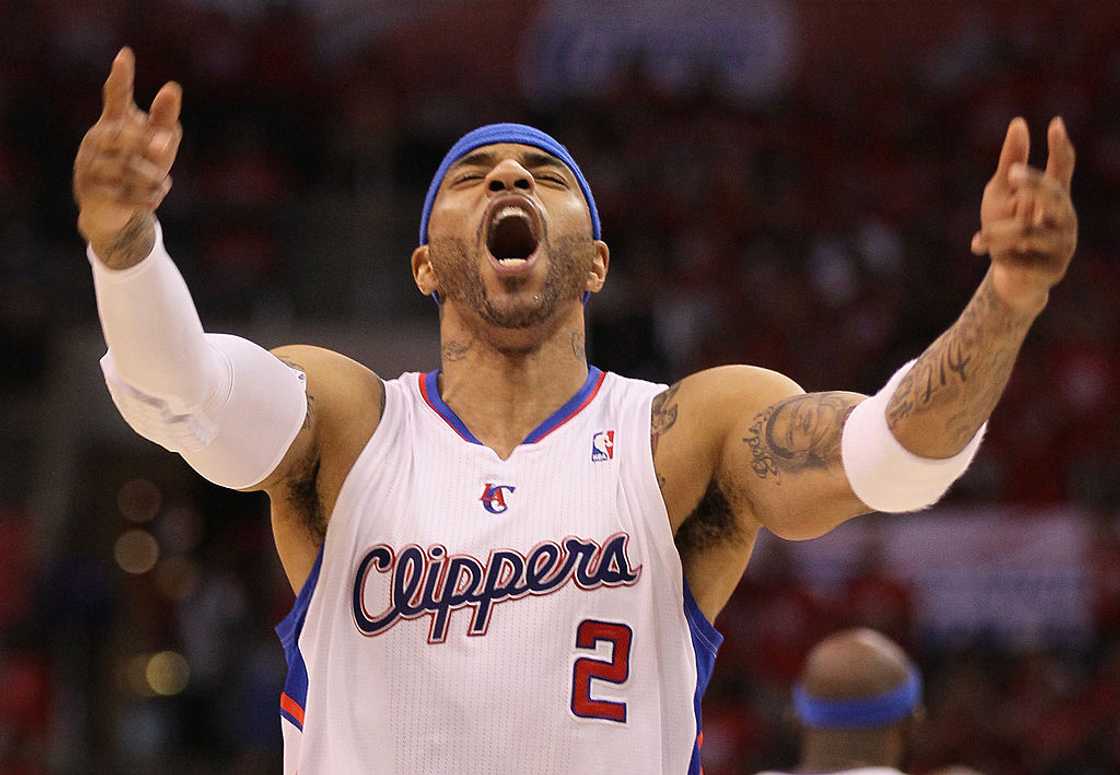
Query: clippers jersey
275 367 722 774
757 770 909 775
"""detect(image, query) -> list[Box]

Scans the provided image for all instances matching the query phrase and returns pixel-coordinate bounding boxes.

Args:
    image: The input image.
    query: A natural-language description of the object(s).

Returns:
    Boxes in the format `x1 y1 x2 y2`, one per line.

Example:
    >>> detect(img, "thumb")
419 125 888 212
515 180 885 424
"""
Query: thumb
994 117 1030 182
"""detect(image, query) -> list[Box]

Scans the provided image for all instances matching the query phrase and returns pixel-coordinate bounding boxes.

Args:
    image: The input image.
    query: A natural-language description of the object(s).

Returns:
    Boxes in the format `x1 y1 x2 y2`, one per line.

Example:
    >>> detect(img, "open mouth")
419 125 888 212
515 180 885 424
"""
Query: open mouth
485 196 542 270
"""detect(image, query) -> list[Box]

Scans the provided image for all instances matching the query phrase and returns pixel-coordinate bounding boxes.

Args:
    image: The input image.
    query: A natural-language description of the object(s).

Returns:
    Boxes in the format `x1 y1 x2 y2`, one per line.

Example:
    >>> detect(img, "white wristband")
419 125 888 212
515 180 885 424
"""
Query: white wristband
840 360 986 513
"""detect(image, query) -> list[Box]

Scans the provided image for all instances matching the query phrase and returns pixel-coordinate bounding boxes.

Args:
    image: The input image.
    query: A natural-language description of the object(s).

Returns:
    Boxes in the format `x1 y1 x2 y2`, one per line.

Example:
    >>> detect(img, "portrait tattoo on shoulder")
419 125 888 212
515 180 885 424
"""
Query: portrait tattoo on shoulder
742 392 861 483
650 383 681 457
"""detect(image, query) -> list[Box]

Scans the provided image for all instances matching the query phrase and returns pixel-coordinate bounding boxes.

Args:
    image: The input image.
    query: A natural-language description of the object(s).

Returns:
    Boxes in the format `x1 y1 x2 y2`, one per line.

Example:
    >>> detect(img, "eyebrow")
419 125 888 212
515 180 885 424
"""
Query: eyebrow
450 149 570 176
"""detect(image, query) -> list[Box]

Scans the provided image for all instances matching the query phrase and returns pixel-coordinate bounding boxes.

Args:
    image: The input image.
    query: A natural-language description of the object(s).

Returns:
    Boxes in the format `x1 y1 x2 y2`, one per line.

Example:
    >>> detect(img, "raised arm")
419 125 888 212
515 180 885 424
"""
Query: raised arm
657 117 1077 543
76 49 382 589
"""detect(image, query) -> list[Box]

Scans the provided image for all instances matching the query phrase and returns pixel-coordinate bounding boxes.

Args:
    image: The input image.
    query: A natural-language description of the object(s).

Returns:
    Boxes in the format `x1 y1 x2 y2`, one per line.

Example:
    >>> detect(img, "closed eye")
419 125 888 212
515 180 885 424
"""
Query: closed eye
453 172 484 185
536 173 568 186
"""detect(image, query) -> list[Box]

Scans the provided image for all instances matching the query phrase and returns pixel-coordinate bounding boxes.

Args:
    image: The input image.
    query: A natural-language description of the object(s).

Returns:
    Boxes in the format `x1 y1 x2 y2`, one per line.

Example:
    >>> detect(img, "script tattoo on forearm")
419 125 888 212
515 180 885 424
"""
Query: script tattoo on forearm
93 212 156 270
743 392 861 483
886 272 1035 452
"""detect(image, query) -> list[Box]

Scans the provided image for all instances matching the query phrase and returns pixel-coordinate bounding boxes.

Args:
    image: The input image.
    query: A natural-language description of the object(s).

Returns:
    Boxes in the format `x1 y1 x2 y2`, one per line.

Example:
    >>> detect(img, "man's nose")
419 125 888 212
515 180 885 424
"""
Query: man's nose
485 160 534 194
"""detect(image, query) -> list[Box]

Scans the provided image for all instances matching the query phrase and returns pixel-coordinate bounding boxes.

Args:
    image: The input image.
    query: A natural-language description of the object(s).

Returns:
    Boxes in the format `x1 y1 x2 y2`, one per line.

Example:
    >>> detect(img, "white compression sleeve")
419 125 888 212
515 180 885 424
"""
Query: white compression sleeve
90 221 307 489
840 360 986 513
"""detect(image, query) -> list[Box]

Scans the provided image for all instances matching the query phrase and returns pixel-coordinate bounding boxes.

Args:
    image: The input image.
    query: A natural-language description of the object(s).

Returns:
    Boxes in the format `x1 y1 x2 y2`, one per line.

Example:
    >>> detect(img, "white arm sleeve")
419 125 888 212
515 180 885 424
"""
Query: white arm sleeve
840 360 986 513
91 221 307 490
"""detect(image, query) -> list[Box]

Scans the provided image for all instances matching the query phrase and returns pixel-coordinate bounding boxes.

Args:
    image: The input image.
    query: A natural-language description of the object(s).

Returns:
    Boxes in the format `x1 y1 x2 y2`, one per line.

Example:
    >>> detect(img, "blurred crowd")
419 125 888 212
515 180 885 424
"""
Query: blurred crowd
1 1 1118 773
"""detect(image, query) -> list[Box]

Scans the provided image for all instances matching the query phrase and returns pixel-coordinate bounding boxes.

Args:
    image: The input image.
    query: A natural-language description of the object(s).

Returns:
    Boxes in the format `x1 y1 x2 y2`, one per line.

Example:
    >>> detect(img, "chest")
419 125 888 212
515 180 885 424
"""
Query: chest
372 429 628 550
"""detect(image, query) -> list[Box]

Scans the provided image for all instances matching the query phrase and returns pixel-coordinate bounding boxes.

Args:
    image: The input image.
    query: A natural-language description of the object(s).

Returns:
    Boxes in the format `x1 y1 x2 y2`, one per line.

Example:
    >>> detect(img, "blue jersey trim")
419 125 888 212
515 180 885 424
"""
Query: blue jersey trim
421 370 484 445
275 544 326 730
420 366 604 446
683 578 722 775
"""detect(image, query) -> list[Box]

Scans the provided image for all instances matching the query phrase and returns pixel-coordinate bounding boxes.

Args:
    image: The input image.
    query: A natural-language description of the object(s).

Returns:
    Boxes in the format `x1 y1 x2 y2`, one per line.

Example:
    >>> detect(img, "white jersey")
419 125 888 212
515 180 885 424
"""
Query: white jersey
275 367 722 774
756 769 908 775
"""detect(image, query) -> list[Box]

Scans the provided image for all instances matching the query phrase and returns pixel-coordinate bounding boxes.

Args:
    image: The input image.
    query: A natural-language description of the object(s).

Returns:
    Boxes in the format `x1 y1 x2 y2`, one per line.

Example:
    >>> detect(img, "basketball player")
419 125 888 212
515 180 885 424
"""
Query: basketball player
755 628 924 775
74 49 1077 774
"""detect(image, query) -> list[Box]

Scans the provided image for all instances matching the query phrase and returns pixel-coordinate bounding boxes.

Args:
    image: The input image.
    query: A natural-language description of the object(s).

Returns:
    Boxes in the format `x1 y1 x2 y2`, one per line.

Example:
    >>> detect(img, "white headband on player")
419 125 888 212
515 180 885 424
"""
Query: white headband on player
840 360 986 513
91 220 307 490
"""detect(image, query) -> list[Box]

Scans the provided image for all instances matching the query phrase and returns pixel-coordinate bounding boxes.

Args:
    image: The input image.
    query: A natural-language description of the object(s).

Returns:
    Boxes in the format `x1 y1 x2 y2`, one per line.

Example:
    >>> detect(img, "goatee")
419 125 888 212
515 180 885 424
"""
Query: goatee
428 235 593 329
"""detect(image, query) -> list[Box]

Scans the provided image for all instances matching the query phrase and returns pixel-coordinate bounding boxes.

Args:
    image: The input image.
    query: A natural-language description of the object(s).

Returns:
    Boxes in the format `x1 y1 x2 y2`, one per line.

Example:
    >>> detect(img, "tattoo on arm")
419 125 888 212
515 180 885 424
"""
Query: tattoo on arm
742 392 861 483
93 212 157 270
886 272 1034 450
277 357 315 431
650 383 681 458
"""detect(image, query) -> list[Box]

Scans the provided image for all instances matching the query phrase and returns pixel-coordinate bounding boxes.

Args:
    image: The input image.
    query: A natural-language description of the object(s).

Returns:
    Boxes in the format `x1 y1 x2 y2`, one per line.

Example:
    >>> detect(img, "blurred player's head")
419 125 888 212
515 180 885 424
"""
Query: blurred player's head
412 124 608 349
791 628 923 772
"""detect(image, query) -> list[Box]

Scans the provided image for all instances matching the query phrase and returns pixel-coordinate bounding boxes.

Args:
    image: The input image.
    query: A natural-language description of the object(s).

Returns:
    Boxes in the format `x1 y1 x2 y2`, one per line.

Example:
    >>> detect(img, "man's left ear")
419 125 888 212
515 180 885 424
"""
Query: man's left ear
585 240 610 295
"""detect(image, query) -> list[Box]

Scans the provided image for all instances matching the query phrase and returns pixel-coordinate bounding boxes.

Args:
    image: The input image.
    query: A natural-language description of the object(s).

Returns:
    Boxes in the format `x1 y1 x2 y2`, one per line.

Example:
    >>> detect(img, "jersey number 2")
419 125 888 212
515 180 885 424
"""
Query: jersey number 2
570 619 632 723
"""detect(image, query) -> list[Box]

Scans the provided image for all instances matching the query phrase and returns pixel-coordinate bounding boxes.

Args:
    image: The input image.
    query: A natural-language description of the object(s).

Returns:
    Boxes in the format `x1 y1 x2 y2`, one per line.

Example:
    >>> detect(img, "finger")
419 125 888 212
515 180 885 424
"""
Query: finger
980 218 1070 258
994 117 1030 181
126 154 168 186
145 124 183 173
101 47 136 120
148 82 182 130
978 217 1034 246
990 234 1067 263
1044 116 1076 190
83 153 167 191
92 121 149 154
1008 169 1072 229
83 179 170 208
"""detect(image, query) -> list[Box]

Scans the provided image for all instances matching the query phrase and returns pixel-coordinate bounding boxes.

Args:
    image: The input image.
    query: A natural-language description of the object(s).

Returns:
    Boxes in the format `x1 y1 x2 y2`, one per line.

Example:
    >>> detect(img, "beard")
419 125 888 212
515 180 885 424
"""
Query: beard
428 233 594 329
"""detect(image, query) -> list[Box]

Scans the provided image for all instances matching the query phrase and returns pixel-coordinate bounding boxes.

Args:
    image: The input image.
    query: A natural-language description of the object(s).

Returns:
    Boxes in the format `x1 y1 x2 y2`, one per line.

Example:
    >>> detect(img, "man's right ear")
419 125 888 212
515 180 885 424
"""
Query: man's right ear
411 244 438 298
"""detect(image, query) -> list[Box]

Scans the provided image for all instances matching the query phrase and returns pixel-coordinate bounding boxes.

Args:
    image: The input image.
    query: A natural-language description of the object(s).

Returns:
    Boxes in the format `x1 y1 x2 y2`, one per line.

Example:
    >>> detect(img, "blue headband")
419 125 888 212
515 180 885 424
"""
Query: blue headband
418 123 601 245
793 669 922 728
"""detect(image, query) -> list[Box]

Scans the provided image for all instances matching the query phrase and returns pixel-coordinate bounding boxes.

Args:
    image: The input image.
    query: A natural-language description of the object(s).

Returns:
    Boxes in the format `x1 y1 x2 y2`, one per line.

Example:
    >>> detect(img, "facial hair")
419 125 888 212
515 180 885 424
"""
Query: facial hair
428 233 594 329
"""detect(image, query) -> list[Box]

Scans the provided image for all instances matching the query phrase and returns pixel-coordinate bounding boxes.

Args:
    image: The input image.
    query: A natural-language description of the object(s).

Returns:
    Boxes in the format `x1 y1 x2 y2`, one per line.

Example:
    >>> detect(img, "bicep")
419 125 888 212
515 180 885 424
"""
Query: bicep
248 344 383 497
720 387 871 540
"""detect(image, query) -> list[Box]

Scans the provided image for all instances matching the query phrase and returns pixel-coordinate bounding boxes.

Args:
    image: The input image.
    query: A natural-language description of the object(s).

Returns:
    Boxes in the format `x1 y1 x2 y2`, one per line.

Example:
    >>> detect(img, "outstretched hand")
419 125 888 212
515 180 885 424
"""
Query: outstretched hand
970 116 1078 313
74 48 183 250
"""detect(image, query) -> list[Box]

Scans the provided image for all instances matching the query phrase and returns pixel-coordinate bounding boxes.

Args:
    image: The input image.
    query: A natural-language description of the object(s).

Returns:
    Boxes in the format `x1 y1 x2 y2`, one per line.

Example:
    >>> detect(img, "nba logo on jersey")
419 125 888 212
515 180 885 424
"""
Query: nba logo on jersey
591 430 615 462
479 483 515 513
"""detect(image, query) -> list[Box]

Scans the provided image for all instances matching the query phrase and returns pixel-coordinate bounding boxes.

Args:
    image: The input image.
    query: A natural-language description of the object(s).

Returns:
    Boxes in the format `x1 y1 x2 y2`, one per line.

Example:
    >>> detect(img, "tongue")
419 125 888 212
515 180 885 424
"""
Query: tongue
488 215 538 260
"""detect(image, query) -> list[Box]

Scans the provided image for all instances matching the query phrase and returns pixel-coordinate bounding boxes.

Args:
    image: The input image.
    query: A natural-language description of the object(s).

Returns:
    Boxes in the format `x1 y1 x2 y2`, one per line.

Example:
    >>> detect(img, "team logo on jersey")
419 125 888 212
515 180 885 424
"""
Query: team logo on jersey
351 532 642 643
591 430 615 462
480 483 516 514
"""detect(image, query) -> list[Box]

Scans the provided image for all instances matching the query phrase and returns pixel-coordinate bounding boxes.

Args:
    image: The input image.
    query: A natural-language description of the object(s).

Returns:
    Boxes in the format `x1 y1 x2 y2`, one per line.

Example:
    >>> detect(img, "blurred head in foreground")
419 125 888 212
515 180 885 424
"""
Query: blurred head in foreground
789 628 923 773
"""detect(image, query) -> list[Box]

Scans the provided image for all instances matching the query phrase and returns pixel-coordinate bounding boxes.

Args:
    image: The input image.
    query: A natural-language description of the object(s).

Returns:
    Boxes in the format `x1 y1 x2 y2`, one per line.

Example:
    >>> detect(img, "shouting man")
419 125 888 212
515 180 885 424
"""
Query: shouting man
74 49 1077 774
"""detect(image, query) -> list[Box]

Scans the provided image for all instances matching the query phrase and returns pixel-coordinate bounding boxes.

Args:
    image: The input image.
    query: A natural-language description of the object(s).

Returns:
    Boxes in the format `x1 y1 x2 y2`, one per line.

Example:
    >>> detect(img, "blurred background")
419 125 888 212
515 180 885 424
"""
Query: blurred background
1 1 1119 773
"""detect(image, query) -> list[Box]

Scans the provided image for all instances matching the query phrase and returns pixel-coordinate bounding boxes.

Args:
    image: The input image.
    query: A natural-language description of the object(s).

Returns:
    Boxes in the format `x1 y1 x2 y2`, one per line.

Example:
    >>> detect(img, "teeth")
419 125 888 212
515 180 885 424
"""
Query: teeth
497 257 527 265
492 206 531 226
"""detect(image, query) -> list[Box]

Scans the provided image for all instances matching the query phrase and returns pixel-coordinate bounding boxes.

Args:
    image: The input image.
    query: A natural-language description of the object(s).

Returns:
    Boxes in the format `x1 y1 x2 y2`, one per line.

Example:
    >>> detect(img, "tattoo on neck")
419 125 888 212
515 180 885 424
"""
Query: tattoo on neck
569 330 585 361
742 392 861 482
441 337 474 362
94 212 156 270
886 272 1034 448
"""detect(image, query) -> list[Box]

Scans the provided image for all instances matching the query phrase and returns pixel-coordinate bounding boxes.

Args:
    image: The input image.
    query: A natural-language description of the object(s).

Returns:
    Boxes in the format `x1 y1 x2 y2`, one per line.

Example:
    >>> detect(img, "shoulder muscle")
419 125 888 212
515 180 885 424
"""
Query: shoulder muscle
258 344 385 591
652 365 804 531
